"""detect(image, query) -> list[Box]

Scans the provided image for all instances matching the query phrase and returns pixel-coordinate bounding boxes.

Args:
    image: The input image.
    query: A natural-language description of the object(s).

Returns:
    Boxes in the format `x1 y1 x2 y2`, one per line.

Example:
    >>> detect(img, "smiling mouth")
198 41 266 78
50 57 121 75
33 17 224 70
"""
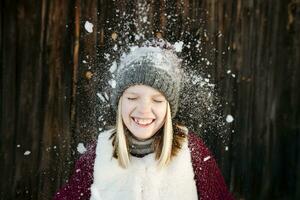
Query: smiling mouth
132 117 155 127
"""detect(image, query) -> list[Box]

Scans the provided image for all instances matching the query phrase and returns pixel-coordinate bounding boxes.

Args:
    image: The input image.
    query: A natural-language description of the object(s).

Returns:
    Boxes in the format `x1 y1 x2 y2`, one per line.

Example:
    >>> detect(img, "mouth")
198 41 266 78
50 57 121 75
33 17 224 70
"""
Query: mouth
131 117 155 127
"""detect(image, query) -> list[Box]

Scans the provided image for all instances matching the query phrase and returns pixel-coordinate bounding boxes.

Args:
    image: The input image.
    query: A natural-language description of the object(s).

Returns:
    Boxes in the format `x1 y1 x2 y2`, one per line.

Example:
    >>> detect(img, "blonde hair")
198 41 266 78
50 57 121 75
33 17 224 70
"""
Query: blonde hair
113 97 184 169
114 97 130 168
157 102 173 168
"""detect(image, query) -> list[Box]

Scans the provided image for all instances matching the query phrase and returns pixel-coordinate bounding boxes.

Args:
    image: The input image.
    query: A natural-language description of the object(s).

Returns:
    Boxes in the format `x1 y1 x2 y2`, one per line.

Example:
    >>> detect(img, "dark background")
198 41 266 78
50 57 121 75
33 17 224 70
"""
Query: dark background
1 0 300 199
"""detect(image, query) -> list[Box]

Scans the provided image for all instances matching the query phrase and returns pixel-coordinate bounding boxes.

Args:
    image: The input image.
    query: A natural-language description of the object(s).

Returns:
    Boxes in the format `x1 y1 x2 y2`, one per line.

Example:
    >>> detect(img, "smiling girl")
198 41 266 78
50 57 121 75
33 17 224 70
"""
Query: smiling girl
121 85 167 141
54 41 234 200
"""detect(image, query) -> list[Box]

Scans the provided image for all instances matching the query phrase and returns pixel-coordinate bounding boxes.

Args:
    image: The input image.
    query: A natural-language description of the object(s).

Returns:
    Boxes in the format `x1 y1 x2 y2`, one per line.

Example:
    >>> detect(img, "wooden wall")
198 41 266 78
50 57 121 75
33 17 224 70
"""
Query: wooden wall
1 0 299 199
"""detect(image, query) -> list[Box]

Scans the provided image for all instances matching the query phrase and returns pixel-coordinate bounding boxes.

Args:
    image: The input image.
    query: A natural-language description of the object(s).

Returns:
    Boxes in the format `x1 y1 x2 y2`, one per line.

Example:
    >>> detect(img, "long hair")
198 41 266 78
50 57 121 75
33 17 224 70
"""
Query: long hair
112 97 186 169
114 97 130 168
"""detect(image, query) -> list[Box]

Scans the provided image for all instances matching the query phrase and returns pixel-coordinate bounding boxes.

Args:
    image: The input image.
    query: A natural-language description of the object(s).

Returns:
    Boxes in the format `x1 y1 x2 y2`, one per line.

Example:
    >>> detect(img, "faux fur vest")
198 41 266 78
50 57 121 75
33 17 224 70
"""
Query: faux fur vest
90 130 197 200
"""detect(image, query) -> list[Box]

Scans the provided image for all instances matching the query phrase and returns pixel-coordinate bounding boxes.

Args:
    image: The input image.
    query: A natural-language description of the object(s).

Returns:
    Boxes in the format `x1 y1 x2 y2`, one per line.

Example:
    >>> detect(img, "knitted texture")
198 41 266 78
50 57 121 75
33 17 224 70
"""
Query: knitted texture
111 46 182 117
53 133 234 200
188 133 235 200
126 131 155 157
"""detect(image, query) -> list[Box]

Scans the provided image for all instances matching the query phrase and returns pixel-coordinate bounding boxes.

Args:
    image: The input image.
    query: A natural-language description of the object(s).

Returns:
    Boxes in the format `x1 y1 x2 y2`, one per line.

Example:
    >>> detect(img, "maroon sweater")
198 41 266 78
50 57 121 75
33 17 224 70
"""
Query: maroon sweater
54 133 234 200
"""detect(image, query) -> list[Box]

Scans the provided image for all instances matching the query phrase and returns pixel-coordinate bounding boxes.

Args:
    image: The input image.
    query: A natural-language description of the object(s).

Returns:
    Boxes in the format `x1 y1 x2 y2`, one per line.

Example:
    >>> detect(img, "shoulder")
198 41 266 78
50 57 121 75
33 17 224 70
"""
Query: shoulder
97 128 115 141
187 131 219 173
76 141 97 168
53 141 97 199
187 132 217 178
187 132 212 159
69 129 115 178
187 132 205 147
53 129 114 200
187 132 235 200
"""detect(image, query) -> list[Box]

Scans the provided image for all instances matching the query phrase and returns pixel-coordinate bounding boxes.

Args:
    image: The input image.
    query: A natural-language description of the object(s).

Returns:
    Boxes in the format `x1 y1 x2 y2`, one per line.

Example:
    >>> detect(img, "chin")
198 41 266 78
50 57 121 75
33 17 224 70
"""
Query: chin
130 129 155 140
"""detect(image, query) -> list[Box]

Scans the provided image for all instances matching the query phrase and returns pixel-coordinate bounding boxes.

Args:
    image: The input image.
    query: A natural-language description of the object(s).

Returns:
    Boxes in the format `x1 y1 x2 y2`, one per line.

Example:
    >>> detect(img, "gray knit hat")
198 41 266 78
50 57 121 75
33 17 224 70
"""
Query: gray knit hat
111 46 182 118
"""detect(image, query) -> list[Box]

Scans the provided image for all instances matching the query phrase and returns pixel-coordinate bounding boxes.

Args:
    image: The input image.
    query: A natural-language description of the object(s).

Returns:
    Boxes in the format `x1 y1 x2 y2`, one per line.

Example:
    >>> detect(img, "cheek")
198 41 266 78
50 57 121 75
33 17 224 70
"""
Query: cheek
155 103 167 121
153 106 167 131
121 100 133 121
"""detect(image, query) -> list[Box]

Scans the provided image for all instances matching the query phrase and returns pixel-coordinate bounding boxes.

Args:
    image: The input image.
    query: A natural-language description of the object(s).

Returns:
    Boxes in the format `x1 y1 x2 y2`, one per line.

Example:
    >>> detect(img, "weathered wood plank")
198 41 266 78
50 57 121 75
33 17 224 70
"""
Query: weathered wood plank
0 0 18 198
37 1 75 199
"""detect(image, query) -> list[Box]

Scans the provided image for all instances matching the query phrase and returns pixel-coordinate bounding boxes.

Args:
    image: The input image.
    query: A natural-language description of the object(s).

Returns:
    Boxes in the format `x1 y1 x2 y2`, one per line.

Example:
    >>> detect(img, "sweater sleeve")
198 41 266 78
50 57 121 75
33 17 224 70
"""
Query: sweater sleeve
53 143 96 200
188 133 235 200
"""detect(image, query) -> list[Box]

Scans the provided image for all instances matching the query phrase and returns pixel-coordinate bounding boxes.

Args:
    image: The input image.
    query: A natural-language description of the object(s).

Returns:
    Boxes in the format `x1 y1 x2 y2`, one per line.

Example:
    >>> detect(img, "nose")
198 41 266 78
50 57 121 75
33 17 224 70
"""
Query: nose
137 99 152 114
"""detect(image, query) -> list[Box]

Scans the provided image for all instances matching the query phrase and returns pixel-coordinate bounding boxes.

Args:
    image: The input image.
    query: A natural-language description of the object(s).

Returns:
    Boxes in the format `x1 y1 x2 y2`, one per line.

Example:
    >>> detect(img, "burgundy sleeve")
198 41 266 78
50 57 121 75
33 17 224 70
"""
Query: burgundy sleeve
53 143 96 200
188 133 235 200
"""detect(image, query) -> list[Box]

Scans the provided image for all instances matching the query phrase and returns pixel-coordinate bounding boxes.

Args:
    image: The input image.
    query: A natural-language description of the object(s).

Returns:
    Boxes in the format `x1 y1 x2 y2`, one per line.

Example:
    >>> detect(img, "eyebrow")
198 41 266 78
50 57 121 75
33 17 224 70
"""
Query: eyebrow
124 92 138 95
124 92 164 98
152 94 165 98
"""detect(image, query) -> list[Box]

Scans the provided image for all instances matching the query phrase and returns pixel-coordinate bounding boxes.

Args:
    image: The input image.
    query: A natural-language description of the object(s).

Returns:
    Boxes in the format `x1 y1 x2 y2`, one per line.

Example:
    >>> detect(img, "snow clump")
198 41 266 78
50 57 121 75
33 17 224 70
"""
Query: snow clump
203 156 211 162
226 115 234 123
118 46 181 78
174 41 184 52
84 21 94 33
77 143 87 154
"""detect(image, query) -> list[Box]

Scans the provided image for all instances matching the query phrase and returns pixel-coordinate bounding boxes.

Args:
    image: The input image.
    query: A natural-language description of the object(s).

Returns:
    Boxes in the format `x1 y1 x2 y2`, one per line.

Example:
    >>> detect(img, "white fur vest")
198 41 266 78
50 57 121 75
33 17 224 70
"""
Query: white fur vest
90 130 198 200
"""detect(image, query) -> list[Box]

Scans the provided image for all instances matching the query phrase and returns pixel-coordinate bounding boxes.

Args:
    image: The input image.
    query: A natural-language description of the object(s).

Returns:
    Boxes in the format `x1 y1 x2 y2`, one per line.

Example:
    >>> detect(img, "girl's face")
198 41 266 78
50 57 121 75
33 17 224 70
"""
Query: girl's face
121 85 167 140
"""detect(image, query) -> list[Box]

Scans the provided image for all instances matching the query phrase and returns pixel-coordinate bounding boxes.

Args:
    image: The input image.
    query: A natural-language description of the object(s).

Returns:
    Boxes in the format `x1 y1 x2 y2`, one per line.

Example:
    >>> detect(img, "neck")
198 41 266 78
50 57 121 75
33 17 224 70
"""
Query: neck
126 132 156 158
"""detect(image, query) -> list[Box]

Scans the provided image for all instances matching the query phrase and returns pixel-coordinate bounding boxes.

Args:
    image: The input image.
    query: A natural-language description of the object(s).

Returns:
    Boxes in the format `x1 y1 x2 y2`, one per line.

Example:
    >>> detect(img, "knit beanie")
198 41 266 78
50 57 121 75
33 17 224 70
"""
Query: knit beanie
111 45 182 118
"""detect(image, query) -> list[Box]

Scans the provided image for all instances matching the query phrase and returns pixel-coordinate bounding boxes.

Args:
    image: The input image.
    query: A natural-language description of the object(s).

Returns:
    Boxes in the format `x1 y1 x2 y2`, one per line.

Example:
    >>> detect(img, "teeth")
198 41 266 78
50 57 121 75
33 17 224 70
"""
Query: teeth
133 118 153 125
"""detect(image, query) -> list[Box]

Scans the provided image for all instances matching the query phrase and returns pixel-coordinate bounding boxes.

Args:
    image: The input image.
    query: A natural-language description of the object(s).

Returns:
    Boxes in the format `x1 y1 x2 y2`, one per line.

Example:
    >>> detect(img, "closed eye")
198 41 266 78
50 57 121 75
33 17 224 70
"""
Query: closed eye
127 97 137 100
153 99 164 103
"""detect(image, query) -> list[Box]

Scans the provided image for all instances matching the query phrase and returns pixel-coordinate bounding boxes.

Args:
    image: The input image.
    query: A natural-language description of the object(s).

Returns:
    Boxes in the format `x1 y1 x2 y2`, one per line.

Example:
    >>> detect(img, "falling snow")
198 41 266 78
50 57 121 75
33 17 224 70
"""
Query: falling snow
117 46 182 80
109 61 117 73
97 93 106 102
174 41 184 52
203 156 211 162
109 79 116 88
80 7 233 150
226 115 234 123
77 143 87 154
84 21 94 33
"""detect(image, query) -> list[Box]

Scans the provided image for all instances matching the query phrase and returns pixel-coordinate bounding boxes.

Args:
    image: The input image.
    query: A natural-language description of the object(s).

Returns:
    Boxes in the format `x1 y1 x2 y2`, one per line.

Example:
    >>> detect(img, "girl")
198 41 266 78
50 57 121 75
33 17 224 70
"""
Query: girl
54 42 234 200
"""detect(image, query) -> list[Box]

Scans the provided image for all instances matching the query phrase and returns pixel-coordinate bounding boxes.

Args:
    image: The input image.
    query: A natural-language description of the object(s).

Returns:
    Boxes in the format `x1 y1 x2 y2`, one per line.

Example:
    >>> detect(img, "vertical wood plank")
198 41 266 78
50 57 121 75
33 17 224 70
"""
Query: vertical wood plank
0 0 17 198
37 0 74 199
